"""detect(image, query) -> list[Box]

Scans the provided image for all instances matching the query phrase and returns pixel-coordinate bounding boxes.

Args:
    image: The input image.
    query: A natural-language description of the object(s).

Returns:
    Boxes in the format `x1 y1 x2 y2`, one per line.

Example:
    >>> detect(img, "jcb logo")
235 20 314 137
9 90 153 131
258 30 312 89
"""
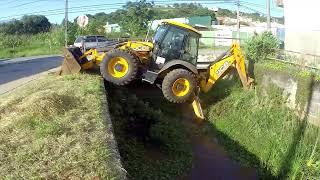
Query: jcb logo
216 62 229 76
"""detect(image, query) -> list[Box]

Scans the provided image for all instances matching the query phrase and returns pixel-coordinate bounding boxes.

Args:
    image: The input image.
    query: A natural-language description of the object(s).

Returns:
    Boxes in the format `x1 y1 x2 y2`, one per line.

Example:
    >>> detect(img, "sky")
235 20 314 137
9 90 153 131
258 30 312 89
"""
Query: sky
0 0 283 24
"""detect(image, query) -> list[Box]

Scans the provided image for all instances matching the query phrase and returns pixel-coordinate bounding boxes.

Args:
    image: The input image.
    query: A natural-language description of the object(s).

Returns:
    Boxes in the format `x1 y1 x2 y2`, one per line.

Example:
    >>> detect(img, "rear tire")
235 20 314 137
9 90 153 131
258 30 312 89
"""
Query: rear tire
162 69 196 103
100 49 138 85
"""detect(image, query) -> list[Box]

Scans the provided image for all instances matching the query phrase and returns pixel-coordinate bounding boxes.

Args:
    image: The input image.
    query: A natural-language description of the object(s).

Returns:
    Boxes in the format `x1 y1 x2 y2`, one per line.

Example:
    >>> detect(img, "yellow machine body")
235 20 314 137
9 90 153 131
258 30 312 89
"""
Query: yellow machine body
60 21 253 120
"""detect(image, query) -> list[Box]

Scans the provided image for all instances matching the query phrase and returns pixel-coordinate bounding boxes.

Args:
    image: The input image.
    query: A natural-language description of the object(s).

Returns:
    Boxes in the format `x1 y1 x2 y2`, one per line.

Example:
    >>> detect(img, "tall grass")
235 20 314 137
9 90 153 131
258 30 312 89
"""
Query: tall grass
204 79 320 179
0 27 64 59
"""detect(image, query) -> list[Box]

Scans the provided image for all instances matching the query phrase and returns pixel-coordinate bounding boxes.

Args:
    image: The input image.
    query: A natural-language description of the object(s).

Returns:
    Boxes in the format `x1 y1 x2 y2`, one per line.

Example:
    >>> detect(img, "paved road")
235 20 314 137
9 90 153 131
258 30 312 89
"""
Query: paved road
0 55 63 94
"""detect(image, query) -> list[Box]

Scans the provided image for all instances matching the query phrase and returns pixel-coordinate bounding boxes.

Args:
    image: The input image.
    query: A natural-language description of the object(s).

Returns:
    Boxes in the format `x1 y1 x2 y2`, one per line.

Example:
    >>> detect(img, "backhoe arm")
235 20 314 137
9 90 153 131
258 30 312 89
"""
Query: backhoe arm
192 42 253 120
200 42 253 92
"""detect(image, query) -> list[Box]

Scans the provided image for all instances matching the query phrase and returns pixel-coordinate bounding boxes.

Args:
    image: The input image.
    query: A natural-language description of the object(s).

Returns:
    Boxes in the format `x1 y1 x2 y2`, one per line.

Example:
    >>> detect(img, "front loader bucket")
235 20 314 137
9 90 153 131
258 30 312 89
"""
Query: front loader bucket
59 47 94 75
59 48 82 75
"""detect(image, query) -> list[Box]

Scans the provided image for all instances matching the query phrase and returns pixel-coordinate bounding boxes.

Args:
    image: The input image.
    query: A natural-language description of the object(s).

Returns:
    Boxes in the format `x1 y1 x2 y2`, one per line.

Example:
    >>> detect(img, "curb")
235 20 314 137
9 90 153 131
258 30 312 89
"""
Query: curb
101 79 127 179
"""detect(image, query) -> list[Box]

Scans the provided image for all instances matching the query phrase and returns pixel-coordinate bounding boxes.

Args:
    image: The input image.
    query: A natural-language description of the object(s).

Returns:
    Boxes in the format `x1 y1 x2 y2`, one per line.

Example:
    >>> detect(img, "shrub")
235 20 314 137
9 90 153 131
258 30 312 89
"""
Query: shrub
244 31 279 62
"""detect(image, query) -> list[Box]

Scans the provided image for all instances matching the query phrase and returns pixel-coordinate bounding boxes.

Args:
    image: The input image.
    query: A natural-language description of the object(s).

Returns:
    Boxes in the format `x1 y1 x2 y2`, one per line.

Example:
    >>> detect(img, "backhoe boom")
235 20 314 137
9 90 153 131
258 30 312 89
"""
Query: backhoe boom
192 42 253 120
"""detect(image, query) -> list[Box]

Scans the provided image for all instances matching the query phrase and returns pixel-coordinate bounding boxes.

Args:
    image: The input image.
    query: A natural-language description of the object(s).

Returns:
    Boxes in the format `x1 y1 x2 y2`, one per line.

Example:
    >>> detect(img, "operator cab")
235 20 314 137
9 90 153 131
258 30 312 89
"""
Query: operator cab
152 21 201 68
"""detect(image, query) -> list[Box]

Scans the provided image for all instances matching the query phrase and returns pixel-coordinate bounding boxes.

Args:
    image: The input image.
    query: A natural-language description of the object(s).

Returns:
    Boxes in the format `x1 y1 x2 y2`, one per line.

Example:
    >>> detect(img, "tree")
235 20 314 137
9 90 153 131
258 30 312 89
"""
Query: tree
153 3 216 20
21 15 51 34
216 8 236 18
0 19 23 34
118 0 154 37
0 15 51 35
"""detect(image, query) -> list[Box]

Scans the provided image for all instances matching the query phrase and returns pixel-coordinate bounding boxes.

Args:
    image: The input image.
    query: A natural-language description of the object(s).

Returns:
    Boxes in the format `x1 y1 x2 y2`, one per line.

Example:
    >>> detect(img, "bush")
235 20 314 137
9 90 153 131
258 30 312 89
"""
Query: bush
244 31 279 62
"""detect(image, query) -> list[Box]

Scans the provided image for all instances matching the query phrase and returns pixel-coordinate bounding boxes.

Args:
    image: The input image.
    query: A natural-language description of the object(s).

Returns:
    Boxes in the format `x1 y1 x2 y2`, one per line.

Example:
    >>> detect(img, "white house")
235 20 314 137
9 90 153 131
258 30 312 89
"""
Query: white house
283 0 320 55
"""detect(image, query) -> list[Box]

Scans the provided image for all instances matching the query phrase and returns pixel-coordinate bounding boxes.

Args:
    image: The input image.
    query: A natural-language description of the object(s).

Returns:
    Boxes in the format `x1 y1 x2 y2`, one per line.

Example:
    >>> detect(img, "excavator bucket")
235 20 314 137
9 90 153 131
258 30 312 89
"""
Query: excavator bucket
59 48 82 75
192 96 205 120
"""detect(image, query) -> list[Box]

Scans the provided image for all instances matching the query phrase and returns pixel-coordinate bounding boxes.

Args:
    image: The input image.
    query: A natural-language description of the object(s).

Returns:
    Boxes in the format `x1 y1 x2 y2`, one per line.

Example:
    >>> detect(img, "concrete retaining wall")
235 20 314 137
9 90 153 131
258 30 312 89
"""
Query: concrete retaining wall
259 70 320 126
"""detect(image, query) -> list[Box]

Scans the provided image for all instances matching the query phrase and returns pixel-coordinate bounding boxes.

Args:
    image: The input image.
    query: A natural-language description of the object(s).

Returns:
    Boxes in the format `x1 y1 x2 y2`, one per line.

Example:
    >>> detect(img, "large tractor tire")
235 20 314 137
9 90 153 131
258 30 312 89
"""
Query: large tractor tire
162 69 196 103
100 49 138 85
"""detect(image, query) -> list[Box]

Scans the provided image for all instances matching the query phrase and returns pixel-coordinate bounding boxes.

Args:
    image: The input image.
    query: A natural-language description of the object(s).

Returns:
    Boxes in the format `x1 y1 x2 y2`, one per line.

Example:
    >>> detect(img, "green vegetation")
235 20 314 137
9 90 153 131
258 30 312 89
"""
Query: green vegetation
0 1 218 58
0 15 51 35
82 1 216 37
0 74 125 179
201 68 320 179
0 15 63 59
0 27 63 59
107 84 192 179
244 32 279 62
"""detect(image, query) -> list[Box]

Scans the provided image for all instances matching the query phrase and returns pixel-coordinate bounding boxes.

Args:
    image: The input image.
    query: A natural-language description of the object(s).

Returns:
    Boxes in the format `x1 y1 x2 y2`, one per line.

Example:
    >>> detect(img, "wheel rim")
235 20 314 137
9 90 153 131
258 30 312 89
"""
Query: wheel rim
107 57 129 78
171 78 190 97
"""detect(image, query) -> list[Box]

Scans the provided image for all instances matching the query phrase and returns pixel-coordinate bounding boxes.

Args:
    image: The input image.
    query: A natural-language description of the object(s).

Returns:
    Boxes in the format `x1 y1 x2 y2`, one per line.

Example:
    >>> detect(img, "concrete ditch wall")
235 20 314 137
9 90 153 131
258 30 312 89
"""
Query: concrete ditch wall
101 80 127 179
259 70 320 126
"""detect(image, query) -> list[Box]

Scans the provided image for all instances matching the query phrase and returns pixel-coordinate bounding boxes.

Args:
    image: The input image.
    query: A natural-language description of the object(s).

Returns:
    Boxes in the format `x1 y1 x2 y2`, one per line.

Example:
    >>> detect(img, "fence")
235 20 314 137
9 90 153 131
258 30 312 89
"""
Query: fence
269 50 320 70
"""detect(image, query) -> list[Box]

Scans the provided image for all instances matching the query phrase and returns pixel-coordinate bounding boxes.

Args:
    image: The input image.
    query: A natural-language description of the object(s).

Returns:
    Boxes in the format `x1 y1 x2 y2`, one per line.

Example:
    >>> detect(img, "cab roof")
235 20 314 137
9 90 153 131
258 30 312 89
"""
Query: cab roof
162 20 201 36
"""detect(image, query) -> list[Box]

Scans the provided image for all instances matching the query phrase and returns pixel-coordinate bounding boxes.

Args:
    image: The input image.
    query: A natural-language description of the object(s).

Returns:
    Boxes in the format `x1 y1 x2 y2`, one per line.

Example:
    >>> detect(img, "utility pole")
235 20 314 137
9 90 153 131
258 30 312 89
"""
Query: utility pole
236 0 240 42
64 0 68 47
266 0 271 31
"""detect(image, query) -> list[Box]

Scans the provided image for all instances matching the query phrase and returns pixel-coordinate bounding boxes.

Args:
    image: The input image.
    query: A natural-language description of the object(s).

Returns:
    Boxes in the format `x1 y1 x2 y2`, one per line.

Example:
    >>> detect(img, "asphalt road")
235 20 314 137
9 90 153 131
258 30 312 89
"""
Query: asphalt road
0 55 63 94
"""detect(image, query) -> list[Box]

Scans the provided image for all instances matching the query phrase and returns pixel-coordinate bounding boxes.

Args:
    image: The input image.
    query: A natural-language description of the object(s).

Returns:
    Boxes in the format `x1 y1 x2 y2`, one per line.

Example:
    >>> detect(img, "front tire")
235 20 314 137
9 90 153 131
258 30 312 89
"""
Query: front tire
162 69 196 103
100 49 138 85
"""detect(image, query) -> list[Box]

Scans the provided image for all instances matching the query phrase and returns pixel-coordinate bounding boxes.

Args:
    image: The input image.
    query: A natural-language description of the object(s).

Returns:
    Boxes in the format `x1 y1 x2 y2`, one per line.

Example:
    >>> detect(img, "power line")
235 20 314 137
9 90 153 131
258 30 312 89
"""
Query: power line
0 3 125 20
0 0 236 20
240 1 265 8
240 4 266 15
240 0 282 12
0 0 24 6
8 0 46 8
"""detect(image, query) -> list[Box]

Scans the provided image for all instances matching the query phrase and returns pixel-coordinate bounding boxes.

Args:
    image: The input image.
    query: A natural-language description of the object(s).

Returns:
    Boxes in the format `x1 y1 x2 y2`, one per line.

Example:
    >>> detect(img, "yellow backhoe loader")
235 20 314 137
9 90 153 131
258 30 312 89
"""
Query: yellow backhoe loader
60 20 253 119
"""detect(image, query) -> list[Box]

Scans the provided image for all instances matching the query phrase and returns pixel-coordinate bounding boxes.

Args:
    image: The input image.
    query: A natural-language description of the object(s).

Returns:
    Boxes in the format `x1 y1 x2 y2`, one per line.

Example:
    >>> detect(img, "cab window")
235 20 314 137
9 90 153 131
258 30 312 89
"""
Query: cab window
182 35 198 64
159 26 186 60
153 25 168 44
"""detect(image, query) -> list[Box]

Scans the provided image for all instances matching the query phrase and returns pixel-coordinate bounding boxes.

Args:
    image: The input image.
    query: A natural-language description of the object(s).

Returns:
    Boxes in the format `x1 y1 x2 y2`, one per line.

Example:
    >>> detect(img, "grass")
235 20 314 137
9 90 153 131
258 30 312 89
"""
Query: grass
202 78 320 179
0 45 61 59
106 83 192 180
0 73 125 179
0 27 64 59
262 60 320 80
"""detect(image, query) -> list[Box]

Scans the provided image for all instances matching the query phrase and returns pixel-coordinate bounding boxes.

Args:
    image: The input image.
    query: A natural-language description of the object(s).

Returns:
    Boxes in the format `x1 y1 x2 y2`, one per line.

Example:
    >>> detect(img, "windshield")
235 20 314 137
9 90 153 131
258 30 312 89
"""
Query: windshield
153 25 168 44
